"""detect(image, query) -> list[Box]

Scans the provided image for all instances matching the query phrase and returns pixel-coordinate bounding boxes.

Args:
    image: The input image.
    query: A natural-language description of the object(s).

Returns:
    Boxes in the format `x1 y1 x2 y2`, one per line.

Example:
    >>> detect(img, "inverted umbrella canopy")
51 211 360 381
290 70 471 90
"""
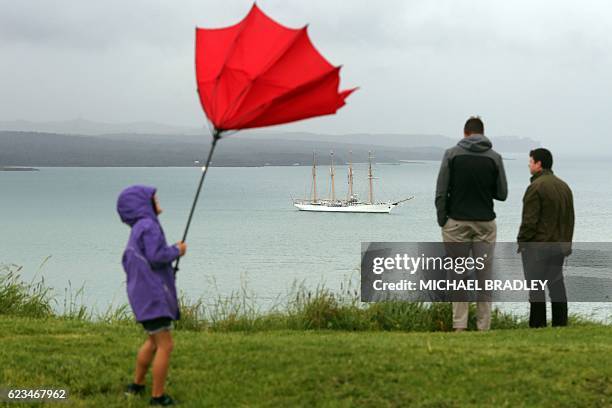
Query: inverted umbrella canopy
195 3 355 131
176 4 354 272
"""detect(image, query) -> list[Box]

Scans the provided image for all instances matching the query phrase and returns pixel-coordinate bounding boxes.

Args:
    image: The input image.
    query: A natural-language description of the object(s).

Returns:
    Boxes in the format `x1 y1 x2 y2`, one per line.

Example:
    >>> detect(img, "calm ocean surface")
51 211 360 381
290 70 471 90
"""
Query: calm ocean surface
2 155 611 320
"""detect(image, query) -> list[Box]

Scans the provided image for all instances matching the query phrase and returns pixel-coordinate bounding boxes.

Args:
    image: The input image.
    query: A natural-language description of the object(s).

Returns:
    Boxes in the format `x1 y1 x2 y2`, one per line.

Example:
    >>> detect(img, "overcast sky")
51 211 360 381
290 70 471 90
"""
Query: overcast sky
1 0 610 153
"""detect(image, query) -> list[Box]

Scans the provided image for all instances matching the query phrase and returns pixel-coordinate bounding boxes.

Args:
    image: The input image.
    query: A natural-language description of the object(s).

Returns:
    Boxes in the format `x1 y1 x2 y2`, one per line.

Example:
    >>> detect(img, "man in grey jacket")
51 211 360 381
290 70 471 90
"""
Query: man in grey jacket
435 116 508 331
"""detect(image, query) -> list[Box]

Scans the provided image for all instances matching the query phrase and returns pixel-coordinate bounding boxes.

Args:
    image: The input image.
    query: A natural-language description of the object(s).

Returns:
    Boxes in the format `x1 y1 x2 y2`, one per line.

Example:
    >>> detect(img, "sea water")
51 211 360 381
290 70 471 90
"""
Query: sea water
2 155 611 320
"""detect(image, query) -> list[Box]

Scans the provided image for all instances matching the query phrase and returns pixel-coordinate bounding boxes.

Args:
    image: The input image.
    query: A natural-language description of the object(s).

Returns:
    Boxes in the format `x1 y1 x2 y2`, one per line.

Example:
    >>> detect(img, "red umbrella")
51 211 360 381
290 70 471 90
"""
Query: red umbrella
176 3 355 270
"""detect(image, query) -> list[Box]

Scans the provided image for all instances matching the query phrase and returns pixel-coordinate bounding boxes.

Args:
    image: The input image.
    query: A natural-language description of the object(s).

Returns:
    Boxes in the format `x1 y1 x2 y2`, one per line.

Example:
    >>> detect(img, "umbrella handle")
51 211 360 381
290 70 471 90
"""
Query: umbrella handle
174 129 221 273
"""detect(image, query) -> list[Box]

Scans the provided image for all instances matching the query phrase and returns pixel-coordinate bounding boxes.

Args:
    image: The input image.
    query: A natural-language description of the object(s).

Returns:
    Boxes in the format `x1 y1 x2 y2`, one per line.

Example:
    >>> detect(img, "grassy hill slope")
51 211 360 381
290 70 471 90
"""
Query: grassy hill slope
1 316 610 407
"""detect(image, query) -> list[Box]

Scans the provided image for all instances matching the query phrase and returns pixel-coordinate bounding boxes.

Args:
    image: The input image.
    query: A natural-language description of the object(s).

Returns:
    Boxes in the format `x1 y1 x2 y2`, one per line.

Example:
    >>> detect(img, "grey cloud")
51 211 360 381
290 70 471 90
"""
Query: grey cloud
0 0 611 154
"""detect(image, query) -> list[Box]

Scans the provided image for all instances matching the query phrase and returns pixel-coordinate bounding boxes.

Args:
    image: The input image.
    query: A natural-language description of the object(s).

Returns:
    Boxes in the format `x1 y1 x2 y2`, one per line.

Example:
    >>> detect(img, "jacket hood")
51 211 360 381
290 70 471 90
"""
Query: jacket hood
457 134 492 153
117 185 157 226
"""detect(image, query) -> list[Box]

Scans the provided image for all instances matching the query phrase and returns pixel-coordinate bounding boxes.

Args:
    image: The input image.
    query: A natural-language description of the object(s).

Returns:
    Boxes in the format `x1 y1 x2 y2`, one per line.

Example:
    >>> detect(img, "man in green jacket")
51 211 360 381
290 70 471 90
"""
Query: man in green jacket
518 148 574 327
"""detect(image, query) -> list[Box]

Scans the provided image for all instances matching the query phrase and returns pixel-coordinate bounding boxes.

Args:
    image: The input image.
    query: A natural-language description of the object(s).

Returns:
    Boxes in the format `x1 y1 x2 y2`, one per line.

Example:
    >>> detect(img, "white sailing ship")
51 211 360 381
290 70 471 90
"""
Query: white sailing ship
293 151 413 213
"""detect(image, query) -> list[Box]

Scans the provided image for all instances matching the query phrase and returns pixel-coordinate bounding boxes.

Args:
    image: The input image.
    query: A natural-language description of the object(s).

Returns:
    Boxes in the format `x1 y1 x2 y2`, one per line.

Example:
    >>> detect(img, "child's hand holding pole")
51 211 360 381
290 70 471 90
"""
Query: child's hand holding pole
175 241 187 257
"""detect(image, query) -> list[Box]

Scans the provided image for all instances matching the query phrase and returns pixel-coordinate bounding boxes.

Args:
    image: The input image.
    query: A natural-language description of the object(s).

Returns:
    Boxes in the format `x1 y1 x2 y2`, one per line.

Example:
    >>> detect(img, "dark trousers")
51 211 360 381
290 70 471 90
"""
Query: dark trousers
521 248 568 328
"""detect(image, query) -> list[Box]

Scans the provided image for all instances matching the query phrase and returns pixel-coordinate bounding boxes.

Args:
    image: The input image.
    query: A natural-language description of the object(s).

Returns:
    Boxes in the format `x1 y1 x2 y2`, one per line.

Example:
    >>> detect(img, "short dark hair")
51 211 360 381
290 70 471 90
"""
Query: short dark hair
529 148 553 169
464 116 484 135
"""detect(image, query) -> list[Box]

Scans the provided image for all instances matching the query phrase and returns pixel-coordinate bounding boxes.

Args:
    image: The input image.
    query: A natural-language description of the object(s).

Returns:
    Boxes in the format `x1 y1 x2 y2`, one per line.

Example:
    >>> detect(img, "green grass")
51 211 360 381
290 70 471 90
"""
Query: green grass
0 264 54 319
0 316 610 407
2 263 531 332
2 264 611 406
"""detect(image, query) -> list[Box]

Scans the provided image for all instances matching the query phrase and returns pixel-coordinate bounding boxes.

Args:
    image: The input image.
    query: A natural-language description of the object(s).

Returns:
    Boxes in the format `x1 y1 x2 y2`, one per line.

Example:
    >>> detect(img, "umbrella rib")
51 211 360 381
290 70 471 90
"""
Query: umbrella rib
218 27 309 127
207 10 255 125
228 66 341 128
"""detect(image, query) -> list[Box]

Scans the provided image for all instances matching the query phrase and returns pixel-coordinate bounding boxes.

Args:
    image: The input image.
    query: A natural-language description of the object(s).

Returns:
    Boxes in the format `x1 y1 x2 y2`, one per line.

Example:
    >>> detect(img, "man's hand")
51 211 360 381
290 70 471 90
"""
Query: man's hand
175 241 187 257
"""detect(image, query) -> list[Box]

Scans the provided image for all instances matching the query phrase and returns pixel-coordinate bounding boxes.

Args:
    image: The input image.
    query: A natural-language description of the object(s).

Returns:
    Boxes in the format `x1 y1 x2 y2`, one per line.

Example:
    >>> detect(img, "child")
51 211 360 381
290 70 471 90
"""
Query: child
117 185 187 406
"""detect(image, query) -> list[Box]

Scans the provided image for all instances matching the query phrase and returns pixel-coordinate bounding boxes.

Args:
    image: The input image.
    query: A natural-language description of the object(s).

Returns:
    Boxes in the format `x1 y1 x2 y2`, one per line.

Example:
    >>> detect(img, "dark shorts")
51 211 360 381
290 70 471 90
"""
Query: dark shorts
141 317 173 335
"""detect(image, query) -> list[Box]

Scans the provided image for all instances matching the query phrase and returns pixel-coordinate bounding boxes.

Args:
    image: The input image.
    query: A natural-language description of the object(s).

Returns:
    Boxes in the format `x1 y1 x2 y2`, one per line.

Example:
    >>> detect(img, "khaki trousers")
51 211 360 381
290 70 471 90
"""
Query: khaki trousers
442 218 497 330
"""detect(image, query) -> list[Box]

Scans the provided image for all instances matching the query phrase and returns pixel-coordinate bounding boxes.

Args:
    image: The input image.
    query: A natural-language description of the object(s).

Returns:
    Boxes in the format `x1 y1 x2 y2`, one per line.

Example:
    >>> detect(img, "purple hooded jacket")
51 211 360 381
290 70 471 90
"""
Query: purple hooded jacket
117 185 180 322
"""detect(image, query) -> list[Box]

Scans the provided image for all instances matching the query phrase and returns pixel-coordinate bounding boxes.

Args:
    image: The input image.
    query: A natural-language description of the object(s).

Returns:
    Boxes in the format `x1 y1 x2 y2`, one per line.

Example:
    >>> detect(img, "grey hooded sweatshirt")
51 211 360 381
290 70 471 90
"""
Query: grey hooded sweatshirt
435 134 508 227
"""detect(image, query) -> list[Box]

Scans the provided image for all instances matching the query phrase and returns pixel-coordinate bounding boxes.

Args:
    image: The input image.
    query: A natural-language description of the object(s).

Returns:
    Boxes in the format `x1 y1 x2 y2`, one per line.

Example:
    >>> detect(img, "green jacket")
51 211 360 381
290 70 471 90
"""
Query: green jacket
517 169 574 249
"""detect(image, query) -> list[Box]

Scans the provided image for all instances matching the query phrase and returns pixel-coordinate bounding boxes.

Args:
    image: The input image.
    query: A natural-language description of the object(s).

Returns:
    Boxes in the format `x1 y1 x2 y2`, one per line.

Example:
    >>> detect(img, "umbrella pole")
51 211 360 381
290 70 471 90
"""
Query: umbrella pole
174 128 221 272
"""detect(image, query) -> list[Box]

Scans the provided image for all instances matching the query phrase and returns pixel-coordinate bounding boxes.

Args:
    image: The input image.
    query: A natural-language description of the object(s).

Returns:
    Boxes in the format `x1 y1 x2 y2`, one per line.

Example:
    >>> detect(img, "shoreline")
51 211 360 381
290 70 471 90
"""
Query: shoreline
0 166 39 171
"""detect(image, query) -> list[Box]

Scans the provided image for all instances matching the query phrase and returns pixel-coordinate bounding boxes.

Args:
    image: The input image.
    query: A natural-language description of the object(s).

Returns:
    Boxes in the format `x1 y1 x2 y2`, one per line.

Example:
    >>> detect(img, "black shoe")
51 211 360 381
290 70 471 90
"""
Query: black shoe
150 394 176 406
125 383 146 396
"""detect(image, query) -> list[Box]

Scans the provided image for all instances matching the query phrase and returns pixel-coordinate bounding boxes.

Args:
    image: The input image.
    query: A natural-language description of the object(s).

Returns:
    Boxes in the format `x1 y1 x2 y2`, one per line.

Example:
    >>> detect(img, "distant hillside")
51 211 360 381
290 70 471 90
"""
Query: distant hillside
0 119 540 153
0 118 204 136
242 131 540 153
0 131 446 167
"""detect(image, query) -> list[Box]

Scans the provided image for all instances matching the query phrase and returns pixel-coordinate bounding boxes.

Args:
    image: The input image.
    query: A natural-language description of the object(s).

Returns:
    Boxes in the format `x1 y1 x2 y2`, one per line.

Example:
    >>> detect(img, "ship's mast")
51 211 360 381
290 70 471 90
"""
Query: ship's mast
347 150 354 200
312 151 317 203
330 150 336 202
368 151 374 204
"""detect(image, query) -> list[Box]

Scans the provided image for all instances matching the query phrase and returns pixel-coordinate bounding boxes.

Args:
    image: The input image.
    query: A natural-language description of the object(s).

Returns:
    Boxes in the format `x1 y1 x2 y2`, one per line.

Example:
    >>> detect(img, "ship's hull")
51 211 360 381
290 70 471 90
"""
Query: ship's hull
293 202 395 213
